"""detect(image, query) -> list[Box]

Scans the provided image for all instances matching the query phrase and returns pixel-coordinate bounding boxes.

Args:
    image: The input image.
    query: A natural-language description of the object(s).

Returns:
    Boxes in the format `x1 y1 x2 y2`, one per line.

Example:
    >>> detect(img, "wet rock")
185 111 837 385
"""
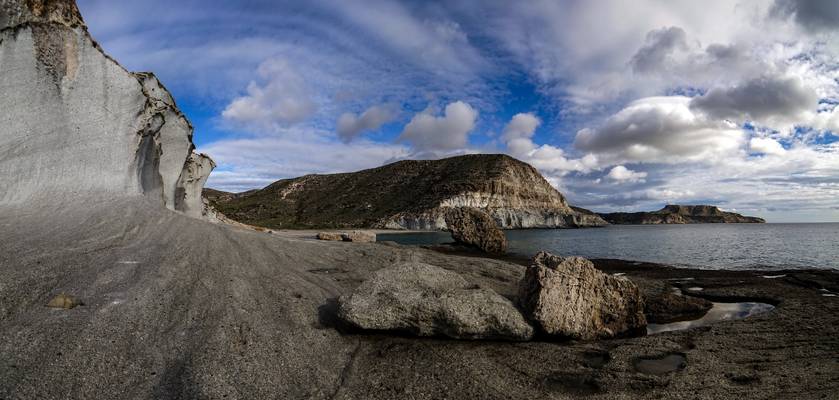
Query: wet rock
316 232 343 241
518 252 647 340
46 293 81 309
337 262 533 341
444 207 507 255
341 231 376 243
645 288 713 323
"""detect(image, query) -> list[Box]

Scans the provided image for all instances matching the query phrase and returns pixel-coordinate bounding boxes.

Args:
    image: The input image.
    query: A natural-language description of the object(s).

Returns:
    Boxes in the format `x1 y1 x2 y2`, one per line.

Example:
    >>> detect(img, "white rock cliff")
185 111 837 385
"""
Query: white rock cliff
0 0 214 217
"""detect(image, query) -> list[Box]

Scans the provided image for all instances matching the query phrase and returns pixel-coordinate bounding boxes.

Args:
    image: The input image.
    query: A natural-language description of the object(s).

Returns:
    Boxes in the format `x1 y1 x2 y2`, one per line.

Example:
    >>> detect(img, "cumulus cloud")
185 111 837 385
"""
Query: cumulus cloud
222 58 317 127
502 113 541 157
606 165 648 183
336 105 397 142
574 96 744 164
630 27 689 74
690 75 818 127
772 0 839 32
399 101 477 152
749 137 787 156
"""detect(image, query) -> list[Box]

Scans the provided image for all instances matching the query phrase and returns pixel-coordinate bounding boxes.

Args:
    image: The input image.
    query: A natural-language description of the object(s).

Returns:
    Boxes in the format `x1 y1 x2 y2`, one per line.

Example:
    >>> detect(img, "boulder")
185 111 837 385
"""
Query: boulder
316 232 343 241
444 207 507 254
341 231 376 242
46 293 82 309
337 262 533 341
518 252 646 340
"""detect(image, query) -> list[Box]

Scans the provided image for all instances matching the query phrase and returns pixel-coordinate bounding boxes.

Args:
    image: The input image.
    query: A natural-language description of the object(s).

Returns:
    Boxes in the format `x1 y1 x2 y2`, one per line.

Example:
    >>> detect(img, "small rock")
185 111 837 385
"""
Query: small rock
316 232 343 241
46 293 82 309
341 231 376 242
645 288 713 323
337 262 533 341
444 207 507 255
518 252 647 340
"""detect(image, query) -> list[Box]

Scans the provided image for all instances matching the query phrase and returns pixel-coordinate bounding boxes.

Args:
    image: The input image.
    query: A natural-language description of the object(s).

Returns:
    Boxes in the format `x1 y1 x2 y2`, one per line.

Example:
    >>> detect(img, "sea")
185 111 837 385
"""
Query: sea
378 223 839 271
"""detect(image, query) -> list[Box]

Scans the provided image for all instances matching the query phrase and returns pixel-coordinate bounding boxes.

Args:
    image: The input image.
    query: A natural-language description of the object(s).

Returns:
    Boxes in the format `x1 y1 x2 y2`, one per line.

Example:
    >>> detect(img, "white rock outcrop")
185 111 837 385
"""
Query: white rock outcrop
0 0 214 217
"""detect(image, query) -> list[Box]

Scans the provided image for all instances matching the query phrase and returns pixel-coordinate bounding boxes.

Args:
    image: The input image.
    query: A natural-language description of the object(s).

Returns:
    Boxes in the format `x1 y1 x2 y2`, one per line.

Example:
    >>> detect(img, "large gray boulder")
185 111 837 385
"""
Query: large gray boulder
444 207 507 255
337 263 533 341
518 252 647 340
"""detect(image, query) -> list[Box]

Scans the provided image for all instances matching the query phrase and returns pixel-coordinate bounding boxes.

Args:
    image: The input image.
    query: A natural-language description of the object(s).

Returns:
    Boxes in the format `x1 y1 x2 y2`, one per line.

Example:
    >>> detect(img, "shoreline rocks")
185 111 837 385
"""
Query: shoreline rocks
337 263 534 341
518 252 647 340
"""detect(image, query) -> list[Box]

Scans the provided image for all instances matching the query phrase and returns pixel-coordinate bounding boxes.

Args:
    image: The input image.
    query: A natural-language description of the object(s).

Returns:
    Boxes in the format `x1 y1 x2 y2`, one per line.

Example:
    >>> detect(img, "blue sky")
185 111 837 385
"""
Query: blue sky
76 0 839 222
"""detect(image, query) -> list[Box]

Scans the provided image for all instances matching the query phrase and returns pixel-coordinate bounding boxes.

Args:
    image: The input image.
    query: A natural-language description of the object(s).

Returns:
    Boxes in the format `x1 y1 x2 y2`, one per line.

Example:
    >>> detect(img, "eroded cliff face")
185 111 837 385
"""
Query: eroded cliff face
599 205 766 224
207 154 607 229
0 0 214 216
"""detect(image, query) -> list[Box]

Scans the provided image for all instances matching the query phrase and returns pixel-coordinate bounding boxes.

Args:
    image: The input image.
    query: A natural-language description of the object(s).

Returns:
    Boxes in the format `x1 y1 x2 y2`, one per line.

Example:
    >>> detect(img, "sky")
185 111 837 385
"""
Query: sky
76 0 839 222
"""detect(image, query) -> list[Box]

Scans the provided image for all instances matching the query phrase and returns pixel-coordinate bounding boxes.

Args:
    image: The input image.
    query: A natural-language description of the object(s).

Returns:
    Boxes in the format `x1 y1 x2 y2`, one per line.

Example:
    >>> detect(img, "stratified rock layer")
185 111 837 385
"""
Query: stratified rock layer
444 207 508 255
0 0 213 216
205 154 608 230
338 263 534 341
518 252 647 340
600 205 765 224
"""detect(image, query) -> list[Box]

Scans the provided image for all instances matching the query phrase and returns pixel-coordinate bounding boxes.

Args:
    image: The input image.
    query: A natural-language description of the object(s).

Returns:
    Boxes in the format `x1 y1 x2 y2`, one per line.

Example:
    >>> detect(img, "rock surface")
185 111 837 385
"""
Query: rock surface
205 154 608 229
341 231 376 243
444 207 508 254
338 263 533 341
600 205 765 224
316 232 343 241
0 0 213 216
644 288 713 324
518 252 647 340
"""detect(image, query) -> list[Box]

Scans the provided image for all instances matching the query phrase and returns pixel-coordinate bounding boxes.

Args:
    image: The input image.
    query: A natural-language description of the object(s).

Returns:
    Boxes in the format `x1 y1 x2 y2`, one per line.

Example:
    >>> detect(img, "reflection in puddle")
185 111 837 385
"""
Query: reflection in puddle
647 302 775 334
633 353 686 375
762 274 786 279
687 287 704 292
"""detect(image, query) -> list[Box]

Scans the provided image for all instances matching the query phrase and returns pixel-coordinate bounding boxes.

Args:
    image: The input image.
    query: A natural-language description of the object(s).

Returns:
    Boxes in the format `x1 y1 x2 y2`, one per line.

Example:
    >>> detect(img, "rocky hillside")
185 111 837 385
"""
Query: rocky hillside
599 205 765 224
206 154 607 229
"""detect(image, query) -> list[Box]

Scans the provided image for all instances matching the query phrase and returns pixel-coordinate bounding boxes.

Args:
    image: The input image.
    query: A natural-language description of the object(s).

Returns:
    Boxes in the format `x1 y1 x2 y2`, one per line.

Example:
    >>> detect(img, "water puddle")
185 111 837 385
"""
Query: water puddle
633 353 686 375
686 287 704 292
647 301 775 334
819 289 838 297
761 274 786 279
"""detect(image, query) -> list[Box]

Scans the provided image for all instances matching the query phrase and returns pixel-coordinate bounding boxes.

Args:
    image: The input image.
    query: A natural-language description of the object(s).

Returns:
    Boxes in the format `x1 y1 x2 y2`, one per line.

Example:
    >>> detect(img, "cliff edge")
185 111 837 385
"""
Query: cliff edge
206 154 607 229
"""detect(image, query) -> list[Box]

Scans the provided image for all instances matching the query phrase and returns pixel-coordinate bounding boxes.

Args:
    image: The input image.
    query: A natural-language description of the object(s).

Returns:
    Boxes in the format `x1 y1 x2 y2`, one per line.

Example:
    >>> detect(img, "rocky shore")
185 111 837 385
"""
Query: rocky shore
2 202 837 399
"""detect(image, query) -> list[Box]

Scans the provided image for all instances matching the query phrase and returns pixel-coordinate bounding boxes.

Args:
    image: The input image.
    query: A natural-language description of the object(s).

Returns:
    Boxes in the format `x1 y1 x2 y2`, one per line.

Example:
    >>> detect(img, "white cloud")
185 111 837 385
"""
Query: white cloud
399 101 477 152
749 137 787 156
574 96 744 164
200 129 410 192
336 105 397 142
606 165 648 183
222 58 317 127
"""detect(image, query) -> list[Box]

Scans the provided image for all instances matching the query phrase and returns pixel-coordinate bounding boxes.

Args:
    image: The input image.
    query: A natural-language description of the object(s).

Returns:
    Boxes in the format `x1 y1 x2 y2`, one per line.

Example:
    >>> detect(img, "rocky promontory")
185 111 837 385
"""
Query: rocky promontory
599 205 765 224
206 154 607 230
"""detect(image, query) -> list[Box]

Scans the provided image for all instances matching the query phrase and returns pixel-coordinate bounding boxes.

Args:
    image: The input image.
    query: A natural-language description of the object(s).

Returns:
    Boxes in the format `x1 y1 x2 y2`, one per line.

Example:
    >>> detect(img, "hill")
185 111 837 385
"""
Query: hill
206 154 607 229
599 205 765 224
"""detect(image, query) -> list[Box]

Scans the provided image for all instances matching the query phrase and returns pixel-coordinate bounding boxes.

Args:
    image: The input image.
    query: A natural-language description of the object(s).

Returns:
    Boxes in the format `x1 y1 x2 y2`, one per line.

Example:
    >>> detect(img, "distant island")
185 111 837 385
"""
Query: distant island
598 205 765 224
205 154 607 230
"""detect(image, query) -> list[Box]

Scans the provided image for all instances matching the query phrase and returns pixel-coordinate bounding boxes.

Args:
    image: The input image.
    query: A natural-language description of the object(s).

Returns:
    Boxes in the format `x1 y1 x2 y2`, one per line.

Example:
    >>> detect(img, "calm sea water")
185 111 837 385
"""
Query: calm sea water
378 223 839 271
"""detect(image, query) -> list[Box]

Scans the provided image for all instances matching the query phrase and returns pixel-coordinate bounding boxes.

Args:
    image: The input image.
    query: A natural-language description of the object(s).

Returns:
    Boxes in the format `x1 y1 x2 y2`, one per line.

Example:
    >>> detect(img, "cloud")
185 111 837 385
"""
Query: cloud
630 26 689 74
222 58 317 127
201 129 410 192
399 101 477 152
574 96 744 164
336 105 397 142
606 165 648 183
771 0 839 32
690 75 818 127
502 113 541 157
750 137 787 156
